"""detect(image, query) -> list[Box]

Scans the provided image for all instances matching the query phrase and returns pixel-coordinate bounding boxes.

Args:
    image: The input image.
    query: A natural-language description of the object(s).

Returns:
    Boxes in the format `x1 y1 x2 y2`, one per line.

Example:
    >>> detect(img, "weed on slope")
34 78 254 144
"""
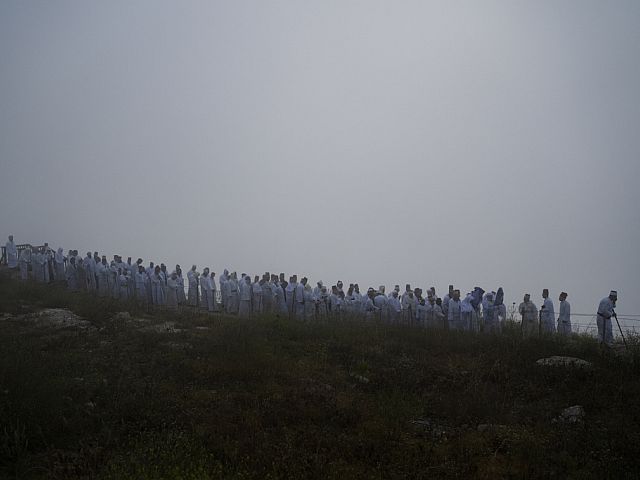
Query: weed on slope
1 276 639 478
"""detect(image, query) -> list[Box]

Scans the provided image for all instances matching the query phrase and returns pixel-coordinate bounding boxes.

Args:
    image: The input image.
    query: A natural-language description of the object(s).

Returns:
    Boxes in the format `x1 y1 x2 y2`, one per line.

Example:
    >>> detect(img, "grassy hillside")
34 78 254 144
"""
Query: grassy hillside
1 274 639 479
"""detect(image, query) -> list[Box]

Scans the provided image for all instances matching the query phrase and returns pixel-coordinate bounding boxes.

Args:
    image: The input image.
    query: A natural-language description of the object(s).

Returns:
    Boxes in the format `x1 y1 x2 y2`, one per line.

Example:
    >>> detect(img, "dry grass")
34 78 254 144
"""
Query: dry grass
1 273 639 479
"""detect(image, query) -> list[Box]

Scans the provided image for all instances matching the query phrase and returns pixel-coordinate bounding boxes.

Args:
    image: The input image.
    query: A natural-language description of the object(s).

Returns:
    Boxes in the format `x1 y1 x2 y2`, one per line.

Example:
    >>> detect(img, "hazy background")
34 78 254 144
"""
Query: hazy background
1 1 639 327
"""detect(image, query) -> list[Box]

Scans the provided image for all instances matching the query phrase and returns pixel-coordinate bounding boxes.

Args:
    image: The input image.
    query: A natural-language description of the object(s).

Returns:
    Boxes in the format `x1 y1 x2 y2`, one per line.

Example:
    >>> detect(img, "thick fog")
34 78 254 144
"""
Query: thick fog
1 1 639 325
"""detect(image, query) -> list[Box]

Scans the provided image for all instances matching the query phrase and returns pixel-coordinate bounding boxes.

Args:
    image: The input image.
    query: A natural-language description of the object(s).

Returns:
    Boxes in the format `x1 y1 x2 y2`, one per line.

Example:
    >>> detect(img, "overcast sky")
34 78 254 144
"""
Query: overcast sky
1 1 639 326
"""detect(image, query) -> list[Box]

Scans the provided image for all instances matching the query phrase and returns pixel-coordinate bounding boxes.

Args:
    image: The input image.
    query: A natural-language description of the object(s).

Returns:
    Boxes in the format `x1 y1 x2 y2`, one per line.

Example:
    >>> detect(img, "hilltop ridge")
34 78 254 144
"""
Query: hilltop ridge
1 273 639 479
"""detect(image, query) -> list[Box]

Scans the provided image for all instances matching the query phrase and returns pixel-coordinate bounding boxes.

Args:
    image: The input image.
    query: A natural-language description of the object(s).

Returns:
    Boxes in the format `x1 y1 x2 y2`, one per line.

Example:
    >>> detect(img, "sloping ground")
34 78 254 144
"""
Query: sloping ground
1 275 639 479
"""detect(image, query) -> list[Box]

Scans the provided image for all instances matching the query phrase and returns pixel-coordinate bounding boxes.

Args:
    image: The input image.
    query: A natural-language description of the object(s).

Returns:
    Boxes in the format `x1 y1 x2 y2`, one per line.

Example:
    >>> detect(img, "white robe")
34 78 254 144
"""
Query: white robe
176 274 186 304
97 263 111 297
187 270 199 306
135 272 148 303
227 278 239 314
66 264 78 290
84 256 96 290
118 274 129 301
597 297 615 345
238 281 252 317
388 296 401 324
200 275 213 312
295 283 305 319
151 274 165 305
166 277 178 309
5 241 17 268
18 249 30 280
54 249 65 281
558 300 571 335
448 299 463 331
541 297 556 333
252 282 263 314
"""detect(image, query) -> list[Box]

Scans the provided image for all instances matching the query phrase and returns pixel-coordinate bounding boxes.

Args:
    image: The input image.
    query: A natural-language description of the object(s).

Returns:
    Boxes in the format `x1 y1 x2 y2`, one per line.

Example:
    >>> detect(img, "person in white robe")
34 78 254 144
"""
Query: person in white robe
18 247 31 281
286 276 297 317
401 290 417 326
200 268 214 312
350 285 363 317
272 277 286 316
295 278 307 319
41 249 51 283
373 291 389 323
442 285 454 319
313 281 324 300
540 289 556 334
447 290 463 331
329 287 343 319
252 276 263 315
210 271 218 311
76 258 86 291
238 275 252 317
159 264 169 302
363 289 379 320
304 283 315 319
176 266 187 305
219 269 229 311
388 291 401 324
519 294 538 337
5 235 18 269
166 272 179 311
227 272 240 314
316 285 330 318
65 257 78 291
461 293 474 332
84 253 96 291
145 262 155 304
597 291 617 346
151 266 166 306
42 247 52 283
557 292 571 335
95 259 109 297
54 248 65 282
118 269 129 301
261 275 272 314
416 299 428 327
135 266 148 306
187 265 199 306
125 258 136 298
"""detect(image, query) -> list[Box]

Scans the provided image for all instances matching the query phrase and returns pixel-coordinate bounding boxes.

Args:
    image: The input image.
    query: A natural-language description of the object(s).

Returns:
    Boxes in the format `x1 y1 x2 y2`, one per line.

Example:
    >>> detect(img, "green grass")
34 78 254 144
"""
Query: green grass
1 273 639 479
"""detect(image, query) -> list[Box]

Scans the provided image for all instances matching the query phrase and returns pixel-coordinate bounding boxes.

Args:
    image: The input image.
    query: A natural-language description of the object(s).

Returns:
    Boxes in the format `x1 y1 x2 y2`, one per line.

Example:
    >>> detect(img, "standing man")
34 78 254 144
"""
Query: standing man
540 289 556 334
187 265 200 307
295 277 307 319
200 268 213 312
166 272 179 311
252 275 263 315
18 246 31 280
388 290 401 325
557 292 571 335
239 275 252 317
54 248 66 282
442 285 454 319
84 252 96 291
447 289 462 331
519 294 538 337
5 235 17 269
597 290 618 346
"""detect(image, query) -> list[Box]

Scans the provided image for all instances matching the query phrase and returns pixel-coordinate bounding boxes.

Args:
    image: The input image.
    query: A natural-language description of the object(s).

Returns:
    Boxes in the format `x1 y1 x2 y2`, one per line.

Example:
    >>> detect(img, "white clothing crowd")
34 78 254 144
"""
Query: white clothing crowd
3 236 619 344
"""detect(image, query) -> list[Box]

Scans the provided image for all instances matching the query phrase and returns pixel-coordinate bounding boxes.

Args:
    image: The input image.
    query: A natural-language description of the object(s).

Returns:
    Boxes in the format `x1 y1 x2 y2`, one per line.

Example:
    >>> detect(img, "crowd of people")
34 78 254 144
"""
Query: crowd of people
2 236 620 345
